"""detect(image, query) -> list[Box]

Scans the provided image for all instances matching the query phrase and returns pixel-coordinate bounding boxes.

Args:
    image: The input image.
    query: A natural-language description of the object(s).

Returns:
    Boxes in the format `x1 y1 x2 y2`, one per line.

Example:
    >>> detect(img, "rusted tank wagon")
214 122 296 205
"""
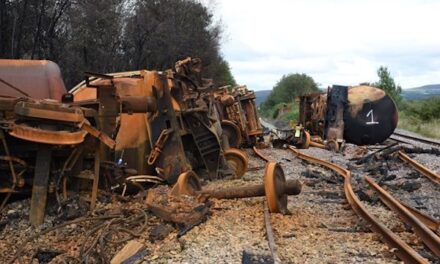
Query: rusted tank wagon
298 85 398 149
214 85 263 148
0 58 250 226
0 59 66 100
71 58 244 183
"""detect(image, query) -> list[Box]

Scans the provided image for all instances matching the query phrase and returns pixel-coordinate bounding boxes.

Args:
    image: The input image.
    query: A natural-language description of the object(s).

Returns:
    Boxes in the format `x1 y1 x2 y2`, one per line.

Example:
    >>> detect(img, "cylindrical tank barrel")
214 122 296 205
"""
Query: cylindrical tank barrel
344 86 398 145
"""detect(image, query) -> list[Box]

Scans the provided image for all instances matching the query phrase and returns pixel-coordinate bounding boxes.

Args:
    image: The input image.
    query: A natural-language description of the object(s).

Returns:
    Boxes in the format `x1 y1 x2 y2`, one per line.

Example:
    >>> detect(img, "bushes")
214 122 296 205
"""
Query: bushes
400 97 440 121
397 96 440 139
260 73 318 116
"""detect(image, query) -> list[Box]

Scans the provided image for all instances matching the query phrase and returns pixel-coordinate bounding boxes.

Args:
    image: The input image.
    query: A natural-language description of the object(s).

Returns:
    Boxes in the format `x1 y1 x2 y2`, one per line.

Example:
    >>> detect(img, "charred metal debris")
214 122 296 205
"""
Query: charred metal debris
0 57 300 238
265 85 399 153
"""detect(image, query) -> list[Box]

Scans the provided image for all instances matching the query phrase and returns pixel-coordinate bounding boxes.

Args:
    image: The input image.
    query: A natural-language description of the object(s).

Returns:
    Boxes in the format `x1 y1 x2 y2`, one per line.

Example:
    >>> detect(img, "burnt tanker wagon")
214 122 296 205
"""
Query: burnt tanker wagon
295 85 398 150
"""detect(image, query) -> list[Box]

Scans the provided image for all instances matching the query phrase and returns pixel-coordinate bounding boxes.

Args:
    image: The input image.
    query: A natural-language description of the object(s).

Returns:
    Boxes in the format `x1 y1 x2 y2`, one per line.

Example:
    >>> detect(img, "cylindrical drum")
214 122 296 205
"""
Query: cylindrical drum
344 86 398 145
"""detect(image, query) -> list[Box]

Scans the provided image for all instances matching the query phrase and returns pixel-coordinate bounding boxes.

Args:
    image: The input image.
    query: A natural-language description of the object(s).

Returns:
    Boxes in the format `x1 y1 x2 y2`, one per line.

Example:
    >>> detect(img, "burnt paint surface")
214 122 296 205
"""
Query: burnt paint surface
0 60 66 100
344 94 398 145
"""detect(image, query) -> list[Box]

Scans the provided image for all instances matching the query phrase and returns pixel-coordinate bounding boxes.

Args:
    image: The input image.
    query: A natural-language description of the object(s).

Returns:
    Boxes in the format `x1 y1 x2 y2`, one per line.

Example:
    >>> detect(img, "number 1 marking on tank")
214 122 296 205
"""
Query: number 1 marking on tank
366 109 379 125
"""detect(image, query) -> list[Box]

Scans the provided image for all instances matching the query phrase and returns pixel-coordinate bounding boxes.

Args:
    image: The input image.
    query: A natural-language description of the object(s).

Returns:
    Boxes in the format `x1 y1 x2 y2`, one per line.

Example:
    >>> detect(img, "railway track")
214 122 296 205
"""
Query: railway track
252 145 440 263
397 151 440 184
391 131 440 148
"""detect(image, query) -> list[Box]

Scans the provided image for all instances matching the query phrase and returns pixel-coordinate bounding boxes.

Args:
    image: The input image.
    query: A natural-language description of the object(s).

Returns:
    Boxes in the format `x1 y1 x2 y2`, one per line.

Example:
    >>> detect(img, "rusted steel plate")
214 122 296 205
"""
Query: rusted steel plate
288 146 428 264
365 176 440 257
9 124 87 145
14 100 84 122
397 151 440 184
0 60 66 100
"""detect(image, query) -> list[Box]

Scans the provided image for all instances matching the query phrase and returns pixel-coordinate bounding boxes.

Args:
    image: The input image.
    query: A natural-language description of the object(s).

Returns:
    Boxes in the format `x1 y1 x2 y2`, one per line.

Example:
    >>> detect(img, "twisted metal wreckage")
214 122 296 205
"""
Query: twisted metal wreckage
0 58 301 228
267 85 399 152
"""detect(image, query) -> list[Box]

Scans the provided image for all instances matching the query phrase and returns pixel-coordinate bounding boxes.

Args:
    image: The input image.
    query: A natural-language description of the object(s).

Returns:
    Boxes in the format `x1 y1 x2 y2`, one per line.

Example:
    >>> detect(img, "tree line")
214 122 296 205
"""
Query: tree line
0 0 236 88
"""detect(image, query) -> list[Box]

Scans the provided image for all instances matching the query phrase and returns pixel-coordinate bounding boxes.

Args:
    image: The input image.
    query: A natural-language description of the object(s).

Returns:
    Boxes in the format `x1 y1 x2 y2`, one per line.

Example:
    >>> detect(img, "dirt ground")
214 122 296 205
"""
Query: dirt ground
1 141 439 263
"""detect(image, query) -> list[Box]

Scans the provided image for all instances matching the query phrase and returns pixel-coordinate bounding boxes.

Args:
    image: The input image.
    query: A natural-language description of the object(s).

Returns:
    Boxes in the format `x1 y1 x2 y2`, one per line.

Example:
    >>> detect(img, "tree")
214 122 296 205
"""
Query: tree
0 0 235 89
260 73 318 114
122 0 228 82
209 59 236 87
373 66 402 103
61 0 125 86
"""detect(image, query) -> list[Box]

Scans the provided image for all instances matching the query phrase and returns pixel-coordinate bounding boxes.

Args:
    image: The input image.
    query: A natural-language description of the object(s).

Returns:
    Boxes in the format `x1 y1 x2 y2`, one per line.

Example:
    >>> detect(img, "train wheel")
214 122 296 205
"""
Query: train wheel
299 131 311 149
170 170 201 196
264 162 288 214
326 139 340 152
224 148 248 179
221 120 242 148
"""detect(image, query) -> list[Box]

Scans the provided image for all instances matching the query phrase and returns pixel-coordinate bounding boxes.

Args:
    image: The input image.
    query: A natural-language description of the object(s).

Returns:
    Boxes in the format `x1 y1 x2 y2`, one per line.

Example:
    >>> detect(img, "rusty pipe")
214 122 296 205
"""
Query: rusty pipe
200 179 301 199
120 96 157 113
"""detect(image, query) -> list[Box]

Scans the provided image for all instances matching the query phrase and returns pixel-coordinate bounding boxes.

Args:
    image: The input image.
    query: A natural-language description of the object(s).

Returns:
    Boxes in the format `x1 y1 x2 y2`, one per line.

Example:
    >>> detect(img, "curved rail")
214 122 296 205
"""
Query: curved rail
365 176 440 258
400 201 440 231
287 146 428 264
252 146 271 162
392 132 440 148
397 151 440 184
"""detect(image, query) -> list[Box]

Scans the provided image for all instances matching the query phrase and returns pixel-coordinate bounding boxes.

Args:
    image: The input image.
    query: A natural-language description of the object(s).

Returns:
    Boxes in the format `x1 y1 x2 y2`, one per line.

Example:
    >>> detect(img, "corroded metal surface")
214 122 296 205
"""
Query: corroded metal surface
72 57 233 182
214 85 263 147
224 148 249 178
264 162 288 214
0 58 263 227
0 59 66 100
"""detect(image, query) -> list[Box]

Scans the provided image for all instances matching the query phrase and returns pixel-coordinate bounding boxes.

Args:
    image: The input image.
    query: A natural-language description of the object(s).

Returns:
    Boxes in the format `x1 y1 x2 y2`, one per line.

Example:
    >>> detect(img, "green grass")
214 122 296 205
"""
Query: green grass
397 112 440 139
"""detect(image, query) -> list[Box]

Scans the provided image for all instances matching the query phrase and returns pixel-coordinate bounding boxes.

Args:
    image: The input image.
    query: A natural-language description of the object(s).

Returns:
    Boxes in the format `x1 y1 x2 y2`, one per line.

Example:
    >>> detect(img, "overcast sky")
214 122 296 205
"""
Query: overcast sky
216 0 440 90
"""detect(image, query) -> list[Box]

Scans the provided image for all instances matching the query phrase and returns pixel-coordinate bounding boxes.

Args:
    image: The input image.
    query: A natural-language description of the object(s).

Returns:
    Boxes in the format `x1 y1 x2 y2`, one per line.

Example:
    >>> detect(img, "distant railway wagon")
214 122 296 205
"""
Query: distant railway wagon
265 85 398 150
300 85 398 147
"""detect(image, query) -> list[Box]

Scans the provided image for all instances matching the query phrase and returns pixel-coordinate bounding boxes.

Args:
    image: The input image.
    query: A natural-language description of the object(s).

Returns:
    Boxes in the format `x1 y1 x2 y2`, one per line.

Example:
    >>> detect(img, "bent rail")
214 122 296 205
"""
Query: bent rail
365 176 440 258
252 146 271 162
397 151 440 184
392 132 440 148
288 146 428 264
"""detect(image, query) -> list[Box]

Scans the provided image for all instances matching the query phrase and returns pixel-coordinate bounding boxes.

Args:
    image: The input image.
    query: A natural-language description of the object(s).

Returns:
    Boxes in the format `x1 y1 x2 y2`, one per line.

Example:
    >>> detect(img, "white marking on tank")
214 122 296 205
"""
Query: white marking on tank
366 109 379 125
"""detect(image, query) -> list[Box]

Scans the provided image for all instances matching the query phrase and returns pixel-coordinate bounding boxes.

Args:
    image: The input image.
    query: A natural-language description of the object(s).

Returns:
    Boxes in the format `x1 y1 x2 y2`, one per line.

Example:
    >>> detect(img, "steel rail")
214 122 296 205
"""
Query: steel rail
309 141 325 149
400 201 440 231
252 146 271 162
365 176 440 257
264 202 281 264
397 151 440 184
392 132 440 148
287 146 428 264
252 146 281 263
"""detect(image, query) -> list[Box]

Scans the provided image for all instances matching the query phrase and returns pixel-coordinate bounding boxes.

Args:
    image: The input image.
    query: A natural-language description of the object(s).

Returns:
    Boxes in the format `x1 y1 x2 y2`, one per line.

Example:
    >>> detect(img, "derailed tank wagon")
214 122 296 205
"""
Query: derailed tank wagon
71 58 243 183
277 85 399 151
0 58 271 226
